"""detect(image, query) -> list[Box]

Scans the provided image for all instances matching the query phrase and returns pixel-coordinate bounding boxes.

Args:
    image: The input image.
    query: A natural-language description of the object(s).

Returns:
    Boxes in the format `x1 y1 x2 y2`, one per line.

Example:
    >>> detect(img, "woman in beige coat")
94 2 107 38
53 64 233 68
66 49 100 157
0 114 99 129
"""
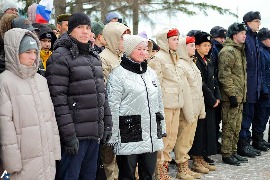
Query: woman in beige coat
174 36 207 180
0 28 61 180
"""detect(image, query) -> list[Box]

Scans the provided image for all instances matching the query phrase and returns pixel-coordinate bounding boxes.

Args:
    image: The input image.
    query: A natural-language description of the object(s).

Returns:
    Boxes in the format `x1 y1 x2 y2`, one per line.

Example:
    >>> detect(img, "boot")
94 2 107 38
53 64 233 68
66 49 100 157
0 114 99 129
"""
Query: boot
222 155 241 166
253 132 270 149
252 132 269 151
200 158 216 171
233 153 248 163
203 156 215 165
191 156 209 174
237 138 257 158
176 161 194 180
155 162 171 180
186 169 201 179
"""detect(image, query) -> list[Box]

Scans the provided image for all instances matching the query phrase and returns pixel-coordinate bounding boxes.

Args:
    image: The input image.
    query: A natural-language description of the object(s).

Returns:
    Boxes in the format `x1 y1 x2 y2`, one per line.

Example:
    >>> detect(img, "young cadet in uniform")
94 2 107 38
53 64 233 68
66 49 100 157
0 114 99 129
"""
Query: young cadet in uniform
174 36 206 180
189 31 220 174
219 22 248 166
149 28 194 180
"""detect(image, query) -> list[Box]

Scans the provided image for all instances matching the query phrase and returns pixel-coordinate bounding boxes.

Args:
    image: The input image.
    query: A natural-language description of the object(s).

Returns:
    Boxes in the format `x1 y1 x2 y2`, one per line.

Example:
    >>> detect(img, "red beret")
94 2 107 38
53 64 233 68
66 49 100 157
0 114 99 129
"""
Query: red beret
186 36 195 44
167 29 179 38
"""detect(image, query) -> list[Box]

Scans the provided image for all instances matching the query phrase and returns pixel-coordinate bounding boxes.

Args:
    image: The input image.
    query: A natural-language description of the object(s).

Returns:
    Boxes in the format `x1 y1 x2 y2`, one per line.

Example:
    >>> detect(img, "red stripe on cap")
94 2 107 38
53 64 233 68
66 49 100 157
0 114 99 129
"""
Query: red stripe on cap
186 36 195 44
167 29 179 38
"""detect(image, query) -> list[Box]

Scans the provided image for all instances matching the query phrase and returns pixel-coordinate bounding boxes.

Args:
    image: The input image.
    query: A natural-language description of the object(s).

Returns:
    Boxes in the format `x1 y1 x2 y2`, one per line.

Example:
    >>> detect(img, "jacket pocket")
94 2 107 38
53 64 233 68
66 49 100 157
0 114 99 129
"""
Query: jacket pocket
72 102 78 122
156 112 164 139
119 115 143 143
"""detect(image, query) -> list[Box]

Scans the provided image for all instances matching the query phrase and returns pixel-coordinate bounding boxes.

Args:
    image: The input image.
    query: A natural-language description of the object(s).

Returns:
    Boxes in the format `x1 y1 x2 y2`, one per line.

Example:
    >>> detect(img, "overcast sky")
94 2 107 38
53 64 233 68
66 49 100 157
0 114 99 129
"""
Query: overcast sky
138 0 269 38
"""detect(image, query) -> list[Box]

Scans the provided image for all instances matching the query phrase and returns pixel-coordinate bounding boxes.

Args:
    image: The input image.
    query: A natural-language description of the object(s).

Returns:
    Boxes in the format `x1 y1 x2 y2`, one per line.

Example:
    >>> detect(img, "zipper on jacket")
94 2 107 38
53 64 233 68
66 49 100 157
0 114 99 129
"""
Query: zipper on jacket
141 75 154 152
73 102 77 122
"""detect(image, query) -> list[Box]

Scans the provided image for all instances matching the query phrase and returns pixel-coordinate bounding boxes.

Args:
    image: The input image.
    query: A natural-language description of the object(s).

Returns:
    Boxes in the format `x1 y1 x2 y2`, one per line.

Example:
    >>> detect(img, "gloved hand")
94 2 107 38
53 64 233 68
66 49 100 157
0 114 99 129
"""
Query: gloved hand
64 138 79 155
102 126 112 144
229 96 238 108
261 93 269 100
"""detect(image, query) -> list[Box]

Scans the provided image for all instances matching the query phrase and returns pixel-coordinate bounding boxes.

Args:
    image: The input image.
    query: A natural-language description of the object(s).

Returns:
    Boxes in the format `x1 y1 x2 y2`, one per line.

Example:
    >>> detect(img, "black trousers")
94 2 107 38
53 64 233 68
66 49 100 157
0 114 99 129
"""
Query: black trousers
116 152 157 180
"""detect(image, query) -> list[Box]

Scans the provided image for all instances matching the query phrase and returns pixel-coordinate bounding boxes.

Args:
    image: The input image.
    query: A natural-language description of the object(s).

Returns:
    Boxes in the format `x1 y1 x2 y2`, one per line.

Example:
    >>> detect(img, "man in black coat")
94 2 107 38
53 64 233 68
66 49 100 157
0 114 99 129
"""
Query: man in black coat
46 12 112 180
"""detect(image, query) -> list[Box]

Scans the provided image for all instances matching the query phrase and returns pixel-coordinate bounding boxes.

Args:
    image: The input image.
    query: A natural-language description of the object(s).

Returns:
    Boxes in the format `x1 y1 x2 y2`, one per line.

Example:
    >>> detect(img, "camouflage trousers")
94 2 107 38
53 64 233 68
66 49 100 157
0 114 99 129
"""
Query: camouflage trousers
221 102 243 156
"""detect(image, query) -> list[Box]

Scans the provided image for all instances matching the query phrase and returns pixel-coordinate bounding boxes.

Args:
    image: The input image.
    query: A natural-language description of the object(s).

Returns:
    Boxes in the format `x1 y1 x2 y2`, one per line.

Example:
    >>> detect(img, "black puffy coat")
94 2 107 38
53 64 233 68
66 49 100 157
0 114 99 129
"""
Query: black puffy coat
46 33 112 143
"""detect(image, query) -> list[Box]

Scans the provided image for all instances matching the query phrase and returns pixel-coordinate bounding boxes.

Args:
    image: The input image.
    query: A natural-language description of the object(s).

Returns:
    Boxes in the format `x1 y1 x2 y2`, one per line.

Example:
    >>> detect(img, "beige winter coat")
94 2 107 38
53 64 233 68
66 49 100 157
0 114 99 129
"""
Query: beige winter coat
0 28 61 180
149 29 195 122
178 38 206 119
99 22 130 82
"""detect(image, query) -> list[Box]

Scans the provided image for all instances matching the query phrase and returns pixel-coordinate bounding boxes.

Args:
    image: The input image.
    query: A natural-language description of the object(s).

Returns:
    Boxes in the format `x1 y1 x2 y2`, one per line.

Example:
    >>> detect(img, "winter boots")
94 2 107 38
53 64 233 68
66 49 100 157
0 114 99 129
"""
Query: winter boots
238 138 258 157
191 156 213 174
176 160 201 180
155 161 172 180
252 132 270 151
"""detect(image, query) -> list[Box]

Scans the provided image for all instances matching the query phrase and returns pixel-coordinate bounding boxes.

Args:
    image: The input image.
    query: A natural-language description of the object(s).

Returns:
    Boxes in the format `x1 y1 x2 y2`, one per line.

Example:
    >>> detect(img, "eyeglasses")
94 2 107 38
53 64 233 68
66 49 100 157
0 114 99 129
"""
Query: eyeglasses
252 20 261 23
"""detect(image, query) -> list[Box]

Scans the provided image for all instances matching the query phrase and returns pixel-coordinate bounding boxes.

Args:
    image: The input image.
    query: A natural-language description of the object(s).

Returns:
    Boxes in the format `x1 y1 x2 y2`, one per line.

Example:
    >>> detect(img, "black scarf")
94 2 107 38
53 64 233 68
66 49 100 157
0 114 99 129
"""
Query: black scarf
120 55 147 74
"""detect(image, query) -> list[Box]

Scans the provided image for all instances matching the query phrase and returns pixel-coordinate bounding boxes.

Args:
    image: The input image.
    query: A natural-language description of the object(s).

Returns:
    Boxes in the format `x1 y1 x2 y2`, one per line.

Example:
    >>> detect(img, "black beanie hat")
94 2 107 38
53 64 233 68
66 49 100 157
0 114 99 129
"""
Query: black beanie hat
68 12 91 33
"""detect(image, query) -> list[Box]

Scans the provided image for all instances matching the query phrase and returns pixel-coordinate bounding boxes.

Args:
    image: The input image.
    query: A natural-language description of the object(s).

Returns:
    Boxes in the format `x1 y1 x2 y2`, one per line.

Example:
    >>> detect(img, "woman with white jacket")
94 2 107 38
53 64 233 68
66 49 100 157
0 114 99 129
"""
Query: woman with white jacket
0 28 61 180
107 34 166 180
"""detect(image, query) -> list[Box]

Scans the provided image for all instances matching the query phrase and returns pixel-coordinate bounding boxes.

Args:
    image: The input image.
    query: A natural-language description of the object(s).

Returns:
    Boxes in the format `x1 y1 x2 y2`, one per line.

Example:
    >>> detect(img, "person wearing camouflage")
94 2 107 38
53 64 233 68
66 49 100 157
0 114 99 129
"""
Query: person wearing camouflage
218 22 248 166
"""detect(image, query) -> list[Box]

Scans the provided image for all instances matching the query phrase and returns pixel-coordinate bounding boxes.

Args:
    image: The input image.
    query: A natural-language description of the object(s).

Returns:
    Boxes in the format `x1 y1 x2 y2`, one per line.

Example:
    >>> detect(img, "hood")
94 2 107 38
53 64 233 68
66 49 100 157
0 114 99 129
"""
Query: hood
223 38 245 51
177 37 192 61
27 3 37 24
4 28 41 79
103 22 129 55
156 28 171 53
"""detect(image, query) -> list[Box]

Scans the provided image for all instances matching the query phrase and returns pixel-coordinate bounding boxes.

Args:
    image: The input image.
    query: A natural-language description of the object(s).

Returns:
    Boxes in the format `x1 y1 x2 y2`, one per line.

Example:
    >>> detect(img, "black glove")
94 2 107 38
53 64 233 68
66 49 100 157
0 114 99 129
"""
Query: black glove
64 138 79 155
229 96 238 108
102 126 112 144
261 93 269 100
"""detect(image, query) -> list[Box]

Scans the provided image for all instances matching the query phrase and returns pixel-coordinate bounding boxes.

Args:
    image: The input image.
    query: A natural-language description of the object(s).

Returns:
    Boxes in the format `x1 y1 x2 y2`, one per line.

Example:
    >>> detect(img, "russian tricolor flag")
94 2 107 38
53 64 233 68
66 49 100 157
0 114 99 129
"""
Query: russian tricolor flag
36 0 53 24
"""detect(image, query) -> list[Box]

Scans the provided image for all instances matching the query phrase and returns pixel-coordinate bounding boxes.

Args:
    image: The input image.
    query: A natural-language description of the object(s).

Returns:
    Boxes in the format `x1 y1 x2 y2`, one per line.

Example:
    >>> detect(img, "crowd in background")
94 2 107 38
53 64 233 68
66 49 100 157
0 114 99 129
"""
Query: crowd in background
0 1 270 180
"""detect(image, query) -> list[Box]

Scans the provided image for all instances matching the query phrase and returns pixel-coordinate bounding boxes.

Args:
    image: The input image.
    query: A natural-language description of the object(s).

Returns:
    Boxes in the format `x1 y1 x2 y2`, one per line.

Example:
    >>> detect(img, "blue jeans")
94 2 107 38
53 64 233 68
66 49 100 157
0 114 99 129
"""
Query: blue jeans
239 102 255 139
55 139 99 180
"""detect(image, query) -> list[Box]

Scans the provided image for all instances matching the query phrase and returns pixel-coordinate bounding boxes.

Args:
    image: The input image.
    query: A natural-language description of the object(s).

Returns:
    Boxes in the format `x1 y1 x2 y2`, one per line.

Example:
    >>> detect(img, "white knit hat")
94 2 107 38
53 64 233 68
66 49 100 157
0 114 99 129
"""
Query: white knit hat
123 34 146 57
2 1 18 13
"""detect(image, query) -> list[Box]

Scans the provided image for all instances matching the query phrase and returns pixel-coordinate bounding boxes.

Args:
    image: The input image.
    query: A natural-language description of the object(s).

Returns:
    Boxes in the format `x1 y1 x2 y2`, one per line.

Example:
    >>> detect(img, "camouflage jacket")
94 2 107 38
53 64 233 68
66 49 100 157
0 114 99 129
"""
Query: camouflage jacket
218 38 247 102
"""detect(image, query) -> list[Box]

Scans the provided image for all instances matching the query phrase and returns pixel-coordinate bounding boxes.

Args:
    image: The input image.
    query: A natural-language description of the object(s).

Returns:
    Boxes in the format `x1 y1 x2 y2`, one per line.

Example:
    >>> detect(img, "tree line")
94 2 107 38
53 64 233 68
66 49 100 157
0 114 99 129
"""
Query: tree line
18 0 237 34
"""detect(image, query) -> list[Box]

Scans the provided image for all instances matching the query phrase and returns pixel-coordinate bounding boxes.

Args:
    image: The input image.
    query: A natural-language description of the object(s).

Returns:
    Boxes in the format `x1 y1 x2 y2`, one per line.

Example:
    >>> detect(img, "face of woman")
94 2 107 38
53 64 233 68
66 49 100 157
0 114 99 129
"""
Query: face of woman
186 42 196 57
130 42 148 63
168 36 179 51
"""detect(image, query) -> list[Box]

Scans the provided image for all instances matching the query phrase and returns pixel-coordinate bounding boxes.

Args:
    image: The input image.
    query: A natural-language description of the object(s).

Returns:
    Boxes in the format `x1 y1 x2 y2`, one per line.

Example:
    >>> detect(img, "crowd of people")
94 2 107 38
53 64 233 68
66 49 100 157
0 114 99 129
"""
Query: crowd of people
0 1 270 180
